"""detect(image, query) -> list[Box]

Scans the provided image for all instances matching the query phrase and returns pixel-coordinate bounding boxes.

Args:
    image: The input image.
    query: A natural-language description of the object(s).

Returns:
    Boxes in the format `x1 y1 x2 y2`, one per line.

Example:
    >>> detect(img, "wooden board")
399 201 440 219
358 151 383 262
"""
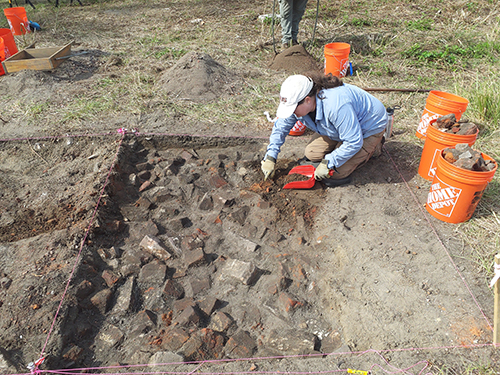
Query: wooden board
1 42 72 73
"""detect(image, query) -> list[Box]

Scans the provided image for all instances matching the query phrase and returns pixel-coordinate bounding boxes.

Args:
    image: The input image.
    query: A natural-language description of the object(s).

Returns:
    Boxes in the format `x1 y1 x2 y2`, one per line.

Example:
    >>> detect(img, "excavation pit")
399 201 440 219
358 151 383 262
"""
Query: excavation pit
0 135 496 371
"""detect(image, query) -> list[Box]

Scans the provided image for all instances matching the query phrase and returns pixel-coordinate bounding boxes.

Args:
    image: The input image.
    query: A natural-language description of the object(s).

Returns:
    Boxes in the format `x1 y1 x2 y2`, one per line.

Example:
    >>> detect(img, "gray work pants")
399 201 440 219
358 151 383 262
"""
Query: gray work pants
279 0 309 44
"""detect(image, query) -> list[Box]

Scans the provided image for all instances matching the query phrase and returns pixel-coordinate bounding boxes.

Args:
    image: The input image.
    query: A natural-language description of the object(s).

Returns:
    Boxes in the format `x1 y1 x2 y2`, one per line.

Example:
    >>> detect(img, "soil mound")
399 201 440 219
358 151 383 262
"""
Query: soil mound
158 51 241 102
269 44 321 74
0 70 59 98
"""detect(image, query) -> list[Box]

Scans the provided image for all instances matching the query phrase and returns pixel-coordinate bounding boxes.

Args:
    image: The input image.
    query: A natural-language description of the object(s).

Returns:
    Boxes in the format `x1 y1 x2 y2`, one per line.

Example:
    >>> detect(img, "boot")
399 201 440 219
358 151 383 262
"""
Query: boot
321 176 352 188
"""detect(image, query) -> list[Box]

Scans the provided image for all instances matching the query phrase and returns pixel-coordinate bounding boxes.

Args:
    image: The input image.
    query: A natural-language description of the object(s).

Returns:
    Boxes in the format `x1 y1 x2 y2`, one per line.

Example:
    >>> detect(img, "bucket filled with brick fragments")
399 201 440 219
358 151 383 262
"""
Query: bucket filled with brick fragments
426 144 497 223
418 114 478 181
416 90 469 139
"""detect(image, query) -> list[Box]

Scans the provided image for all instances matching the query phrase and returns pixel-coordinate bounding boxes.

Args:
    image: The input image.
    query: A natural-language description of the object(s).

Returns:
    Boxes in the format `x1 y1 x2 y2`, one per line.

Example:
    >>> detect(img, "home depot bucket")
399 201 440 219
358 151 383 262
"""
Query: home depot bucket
416 90 469 139
0 37 4 76
418 119 478 181
426 151 497 223
324 42 350 78
3 7 30 36
0 28 18 58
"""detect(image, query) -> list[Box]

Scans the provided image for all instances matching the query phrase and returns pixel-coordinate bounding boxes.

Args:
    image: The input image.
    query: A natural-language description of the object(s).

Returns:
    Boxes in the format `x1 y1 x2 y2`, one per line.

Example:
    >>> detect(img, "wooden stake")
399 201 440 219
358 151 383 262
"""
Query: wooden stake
494 254 500 345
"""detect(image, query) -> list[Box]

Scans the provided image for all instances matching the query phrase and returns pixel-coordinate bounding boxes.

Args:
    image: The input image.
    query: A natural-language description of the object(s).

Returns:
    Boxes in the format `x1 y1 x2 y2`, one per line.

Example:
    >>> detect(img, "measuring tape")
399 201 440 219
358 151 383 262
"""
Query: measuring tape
347 369 369 375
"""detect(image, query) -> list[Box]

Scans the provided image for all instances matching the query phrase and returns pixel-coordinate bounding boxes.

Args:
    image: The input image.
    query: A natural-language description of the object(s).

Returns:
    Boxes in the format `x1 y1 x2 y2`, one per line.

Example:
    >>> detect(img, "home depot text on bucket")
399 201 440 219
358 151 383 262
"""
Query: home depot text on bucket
427 182 459 210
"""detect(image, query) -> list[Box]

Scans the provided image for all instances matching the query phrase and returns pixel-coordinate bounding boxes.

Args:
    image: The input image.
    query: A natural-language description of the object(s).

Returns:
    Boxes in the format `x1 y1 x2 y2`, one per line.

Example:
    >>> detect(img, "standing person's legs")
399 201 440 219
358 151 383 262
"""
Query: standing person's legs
291 0 308 43
279 0 293 45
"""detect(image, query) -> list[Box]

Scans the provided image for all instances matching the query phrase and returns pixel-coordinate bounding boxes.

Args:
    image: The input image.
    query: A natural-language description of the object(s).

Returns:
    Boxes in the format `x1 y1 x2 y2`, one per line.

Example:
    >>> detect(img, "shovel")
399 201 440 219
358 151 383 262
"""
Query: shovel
283 165 334 189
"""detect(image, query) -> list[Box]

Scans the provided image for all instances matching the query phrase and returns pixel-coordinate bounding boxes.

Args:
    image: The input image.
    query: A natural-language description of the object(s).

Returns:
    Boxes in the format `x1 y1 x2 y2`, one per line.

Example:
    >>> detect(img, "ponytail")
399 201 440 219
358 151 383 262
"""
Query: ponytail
303 72 343 100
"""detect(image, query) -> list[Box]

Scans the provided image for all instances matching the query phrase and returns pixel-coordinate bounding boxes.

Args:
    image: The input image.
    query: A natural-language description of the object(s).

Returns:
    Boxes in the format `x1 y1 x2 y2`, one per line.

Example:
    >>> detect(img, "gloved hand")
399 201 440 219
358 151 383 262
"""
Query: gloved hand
314 159 332 180
261 156 276 181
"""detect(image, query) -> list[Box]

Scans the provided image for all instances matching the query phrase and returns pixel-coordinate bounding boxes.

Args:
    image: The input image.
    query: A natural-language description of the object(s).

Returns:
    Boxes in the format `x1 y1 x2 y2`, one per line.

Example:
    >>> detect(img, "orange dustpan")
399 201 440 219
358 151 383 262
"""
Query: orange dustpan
283 165 334 189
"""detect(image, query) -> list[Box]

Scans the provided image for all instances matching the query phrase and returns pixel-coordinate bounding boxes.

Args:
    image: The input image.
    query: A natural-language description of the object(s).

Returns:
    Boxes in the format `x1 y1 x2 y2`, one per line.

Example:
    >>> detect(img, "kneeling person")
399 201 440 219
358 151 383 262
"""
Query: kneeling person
261 73 388 186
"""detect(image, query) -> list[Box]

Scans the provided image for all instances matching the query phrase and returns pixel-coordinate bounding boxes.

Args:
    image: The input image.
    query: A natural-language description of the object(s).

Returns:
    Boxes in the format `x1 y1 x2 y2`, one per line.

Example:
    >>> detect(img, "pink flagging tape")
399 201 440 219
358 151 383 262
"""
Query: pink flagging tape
27 356 46 374
0 131 117 142
23 343 494 375
132 131 269 140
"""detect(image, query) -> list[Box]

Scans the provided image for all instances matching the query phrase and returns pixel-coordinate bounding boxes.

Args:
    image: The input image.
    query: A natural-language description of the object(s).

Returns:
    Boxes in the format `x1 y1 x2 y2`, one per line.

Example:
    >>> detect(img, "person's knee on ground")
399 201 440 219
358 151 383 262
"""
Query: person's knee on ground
329 165 353 180
366 131 385 159
371 139 383 158
332 131 385 179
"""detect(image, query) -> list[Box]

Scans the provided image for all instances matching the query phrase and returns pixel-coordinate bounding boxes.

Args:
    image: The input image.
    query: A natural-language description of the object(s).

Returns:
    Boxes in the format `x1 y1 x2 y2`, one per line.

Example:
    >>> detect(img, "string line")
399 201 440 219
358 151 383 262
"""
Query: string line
38 132 126 361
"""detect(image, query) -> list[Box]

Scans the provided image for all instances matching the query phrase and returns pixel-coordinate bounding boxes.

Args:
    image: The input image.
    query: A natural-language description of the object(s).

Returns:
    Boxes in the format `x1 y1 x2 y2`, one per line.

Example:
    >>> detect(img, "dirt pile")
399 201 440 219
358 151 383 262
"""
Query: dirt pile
431 113 478 135
158 51 241 102
443 143 497 171
269 44 321 74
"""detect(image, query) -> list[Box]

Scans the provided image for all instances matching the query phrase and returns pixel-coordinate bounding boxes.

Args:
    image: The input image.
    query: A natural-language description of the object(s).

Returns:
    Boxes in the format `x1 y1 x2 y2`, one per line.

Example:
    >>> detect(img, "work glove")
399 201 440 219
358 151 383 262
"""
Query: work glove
314 159 332 180
261 156 276 181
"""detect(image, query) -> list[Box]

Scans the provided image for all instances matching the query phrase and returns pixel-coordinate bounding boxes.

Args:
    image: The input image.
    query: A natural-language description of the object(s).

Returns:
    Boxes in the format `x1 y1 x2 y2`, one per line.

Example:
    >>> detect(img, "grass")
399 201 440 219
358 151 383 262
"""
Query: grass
25 101 50 119
402 40 500 67
433 361 499 375
458 76 500 133
406 19 433 31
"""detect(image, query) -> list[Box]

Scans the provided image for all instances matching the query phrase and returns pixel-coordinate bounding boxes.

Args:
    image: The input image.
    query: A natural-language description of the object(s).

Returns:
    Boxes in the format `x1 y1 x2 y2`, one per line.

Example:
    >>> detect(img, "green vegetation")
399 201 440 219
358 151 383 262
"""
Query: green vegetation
349 17 373 27
459 76 500 132
405 18 433 31
62 95 113 122
402 41 500 66
25 102 50 119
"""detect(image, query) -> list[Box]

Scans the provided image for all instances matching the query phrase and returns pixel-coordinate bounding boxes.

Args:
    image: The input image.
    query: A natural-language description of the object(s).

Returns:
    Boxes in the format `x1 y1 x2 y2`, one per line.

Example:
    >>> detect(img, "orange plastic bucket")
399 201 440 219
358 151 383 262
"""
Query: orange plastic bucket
416 90 469 139
426 151 497 223
289 120 306 136
3 7 30 36
324 42 350 78
0 28 18 58
418 119 478 181
0 37 4 76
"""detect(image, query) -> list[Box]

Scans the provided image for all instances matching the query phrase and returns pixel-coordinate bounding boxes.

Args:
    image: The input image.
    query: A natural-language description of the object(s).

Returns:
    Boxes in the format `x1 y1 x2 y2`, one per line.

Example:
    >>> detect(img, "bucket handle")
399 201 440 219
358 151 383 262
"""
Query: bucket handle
20 23 30 34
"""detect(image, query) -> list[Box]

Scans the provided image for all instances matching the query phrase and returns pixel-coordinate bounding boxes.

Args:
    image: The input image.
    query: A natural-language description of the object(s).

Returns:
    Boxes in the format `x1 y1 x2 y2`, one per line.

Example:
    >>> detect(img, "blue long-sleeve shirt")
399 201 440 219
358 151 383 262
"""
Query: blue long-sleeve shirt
265 83 387 169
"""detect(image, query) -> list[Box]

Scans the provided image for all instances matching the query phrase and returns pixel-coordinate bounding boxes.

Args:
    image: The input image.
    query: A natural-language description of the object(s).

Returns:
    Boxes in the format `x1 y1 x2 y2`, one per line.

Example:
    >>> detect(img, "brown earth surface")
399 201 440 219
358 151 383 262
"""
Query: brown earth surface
0 1 499 374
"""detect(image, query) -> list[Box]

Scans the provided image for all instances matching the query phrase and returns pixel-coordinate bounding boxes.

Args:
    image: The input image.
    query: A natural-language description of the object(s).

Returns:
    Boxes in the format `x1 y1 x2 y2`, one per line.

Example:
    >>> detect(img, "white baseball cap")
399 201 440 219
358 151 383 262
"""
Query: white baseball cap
276 75 314 118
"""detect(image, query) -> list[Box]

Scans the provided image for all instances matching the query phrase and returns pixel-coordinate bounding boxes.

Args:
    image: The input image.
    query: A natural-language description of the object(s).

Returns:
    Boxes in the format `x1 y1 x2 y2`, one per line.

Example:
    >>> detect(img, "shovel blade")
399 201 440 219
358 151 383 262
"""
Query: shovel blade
283 165 316 189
